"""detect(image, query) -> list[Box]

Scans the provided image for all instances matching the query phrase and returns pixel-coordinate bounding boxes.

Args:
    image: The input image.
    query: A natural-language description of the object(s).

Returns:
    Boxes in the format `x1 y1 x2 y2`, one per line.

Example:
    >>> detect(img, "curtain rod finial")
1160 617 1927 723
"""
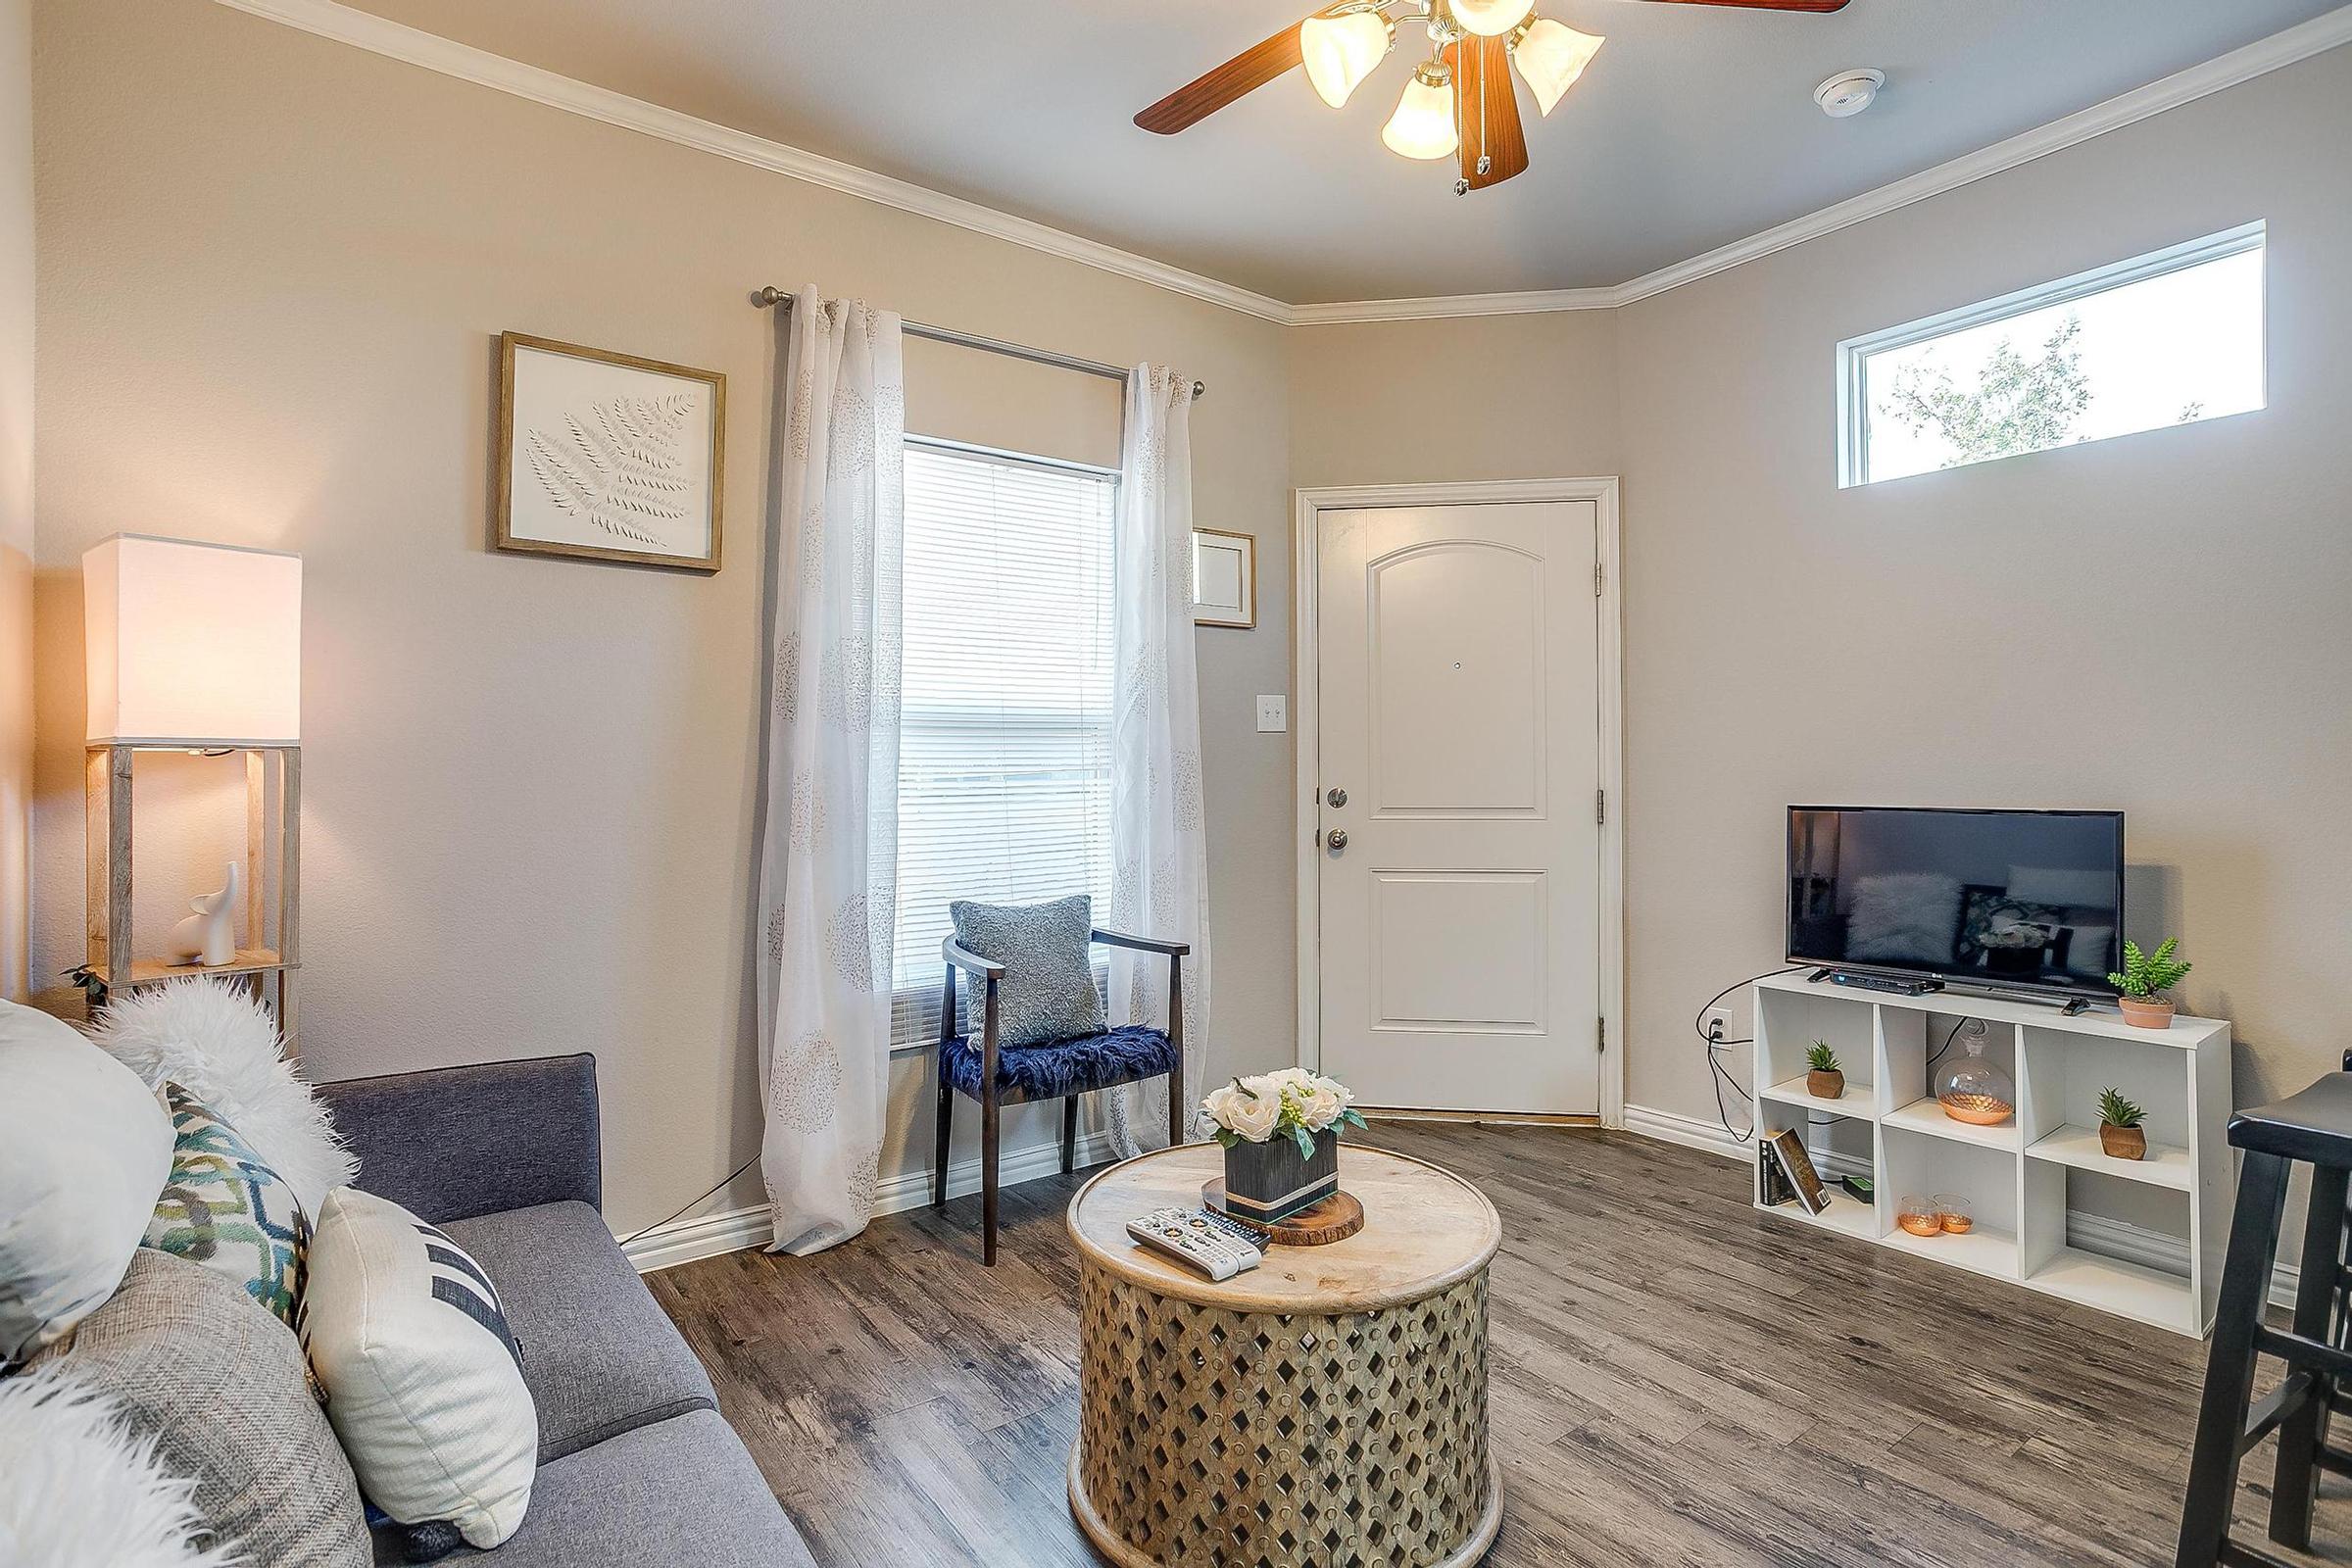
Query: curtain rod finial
1191 379 1206 400
755 285 787 308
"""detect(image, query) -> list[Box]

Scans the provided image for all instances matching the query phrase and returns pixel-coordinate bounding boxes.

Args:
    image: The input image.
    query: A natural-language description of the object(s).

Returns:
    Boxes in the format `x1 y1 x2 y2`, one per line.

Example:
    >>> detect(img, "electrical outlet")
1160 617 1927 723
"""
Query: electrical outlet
1704 1007 1735 1047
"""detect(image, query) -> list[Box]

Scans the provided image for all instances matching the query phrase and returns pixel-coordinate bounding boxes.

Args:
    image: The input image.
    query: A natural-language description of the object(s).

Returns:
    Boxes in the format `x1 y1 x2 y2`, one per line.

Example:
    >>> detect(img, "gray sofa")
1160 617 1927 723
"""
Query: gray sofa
320 1054 815 1568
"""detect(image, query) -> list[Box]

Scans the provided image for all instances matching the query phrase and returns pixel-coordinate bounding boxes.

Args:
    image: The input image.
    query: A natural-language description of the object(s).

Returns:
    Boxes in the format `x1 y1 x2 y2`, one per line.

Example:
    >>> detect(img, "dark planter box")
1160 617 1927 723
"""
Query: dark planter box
1222 1129 1340 1223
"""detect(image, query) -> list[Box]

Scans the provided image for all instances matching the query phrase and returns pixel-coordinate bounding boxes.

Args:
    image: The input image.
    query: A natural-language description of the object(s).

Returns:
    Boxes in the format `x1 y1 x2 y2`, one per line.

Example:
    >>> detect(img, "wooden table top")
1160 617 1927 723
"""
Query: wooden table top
1066 1142 1501 1312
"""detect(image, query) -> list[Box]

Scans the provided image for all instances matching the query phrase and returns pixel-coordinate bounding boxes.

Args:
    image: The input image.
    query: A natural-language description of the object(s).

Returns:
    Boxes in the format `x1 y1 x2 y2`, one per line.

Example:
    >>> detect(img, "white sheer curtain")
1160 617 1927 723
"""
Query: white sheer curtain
756 288 906 1254
1104 366 1212 1158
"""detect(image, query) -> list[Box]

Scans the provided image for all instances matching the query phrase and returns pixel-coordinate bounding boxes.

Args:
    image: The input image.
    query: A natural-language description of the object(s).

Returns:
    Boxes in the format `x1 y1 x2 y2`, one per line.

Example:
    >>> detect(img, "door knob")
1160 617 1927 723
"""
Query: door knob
1326 787 1348 808
1325 828 1349 851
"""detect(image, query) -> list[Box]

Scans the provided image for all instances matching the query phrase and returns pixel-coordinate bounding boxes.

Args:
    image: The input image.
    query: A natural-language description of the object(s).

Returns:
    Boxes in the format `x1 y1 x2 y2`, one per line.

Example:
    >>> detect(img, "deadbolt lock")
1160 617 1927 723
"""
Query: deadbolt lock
1326 787 1348 808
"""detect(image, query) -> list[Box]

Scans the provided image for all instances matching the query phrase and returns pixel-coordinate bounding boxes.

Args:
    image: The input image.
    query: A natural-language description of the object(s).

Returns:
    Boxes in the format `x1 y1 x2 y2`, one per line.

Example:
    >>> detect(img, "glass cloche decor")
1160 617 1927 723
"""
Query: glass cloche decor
1936 1035 2016 1125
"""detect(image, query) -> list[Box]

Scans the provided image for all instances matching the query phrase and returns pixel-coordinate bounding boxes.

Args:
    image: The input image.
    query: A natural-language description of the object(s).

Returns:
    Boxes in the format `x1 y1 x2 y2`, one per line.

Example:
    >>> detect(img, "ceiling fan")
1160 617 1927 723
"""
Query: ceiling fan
1137 0 1850 194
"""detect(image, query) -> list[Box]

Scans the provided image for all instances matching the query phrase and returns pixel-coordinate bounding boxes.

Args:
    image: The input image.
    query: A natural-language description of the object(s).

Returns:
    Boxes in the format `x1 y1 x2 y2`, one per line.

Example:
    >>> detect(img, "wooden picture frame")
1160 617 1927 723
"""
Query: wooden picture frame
495 331 726 572
1192 527 1255 629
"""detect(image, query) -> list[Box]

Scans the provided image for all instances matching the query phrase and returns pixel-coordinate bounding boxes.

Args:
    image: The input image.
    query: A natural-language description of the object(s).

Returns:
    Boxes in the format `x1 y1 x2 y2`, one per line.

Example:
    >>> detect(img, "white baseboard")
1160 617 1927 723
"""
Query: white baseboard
619 1129 1116 1273
1623 1102 2295 1313
1623 1102 1747 1158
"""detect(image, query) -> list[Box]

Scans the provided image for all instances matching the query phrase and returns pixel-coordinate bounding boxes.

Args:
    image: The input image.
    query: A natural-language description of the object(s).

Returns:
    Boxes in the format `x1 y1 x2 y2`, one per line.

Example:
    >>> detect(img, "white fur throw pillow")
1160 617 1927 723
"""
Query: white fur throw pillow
87 976 356 1217
0 1363 240 1568
303 1188 538 1552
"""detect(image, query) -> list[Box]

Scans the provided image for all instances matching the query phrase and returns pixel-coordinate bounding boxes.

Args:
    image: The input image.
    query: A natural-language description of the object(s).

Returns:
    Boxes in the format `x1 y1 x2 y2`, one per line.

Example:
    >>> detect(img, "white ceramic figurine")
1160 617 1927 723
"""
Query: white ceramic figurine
168 861 242 967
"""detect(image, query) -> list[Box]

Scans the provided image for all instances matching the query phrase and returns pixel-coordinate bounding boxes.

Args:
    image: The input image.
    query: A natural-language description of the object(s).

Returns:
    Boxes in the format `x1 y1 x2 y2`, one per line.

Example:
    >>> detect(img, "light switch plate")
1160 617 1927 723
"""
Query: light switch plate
1255 695 1288 733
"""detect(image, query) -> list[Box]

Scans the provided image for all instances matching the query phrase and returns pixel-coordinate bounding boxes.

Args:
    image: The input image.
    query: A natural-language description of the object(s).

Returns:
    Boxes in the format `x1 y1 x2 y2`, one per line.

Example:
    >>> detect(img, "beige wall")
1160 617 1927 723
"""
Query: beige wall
1288 311 1620 489
29 0 1297 1234
1615 45 2352 1131
0 0 29 1002
1292 47 2352 1146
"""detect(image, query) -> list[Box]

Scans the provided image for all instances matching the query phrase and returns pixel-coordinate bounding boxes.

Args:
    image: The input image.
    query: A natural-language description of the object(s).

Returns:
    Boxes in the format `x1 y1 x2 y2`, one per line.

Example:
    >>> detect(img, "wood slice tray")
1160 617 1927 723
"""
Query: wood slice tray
1202 1180 1365 1247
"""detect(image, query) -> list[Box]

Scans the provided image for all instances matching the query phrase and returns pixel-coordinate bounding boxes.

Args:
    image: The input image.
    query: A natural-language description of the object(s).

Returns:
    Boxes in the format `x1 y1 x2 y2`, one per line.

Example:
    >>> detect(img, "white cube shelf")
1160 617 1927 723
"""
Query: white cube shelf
1750 973 2231 1337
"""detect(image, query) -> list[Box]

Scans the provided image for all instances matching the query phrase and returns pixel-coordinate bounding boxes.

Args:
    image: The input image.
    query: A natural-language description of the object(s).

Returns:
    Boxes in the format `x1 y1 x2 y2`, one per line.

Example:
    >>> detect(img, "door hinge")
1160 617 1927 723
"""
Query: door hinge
1595 788 1606 825
1592 560 1605 596
1597 1016 1607 1054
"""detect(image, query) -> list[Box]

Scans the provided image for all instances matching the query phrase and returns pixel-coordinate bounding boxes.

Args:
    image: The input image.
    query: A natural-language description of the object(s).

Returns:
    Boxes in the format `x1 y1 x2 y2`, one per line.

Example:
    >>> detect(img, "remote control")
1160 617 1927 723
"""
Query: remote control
1125 1205 1263 1281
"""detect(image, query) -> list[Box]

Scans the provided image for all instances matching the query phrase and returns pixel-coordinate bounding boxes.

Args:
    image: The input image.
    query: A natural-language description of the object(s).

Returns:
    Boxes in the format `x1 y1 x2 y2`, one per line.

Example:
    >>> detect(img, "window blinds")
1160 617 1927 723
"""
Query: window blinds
891 440 1118 1046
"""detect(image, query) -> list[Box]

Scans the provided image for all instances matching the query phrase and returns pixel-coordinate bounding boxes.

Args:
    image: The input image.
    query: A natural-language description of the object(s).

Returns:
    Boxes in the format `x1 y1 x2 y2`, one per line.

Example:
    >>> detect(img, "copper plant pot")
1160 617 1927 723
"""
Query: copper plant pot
1807 1069 1844 1100
2118 997 2177 1030
2100 1122 2148 1160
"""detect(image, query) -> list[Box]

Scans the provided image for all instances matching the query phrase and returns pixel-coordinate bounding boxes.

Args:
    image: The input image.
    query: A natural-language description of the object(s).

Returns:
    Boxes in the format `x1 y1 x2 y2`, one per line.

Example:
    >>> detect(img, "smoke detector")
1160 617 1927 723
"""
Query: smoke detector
1815 69 1886 119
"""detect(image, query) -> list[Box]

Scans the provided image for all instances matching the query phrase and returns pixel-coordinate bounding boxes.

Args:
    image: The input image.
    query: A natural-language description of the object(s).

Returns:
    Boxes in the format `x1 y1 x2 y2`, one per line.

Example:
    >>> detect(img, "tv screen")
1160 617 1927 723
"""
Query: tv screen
1788 807 2125 996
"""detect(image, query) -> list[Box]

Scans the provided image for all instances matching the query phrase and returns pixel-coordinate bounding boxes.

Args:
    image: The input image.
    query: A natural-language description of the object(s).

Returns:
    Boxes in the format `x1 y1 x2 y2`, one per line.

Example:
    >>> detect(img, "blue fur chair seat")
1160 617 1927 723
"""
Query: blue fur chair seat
940 1024 1177 1103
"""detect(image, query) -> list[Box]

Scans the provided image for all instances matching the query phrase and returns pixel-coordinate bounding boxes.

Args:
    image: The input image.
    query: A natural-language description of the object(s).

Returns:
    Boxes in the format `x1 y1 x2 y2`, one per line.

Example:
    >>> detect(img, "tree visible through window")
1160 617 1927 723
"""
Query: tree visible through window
1842 224 2265 487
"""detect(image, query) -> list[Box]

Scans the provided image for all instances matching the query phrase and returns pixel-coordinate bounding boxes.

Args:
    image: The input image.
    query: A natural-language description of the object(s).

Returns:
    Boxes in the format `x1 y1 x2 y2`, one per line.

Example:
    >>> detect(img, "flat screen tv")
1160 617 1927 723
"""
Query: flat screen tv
1788 807 2125 997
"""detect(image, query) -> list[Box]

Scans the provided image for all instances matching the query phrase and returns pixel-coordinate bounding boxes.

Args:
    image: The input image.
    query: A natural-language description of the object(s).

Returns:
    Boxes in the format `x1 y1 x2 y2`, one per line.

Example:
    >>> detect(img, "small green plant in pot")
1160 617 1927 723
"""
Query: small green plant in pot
1805 1040 1844 1100
2109 938 2191 1029
2098 1087 2147 1160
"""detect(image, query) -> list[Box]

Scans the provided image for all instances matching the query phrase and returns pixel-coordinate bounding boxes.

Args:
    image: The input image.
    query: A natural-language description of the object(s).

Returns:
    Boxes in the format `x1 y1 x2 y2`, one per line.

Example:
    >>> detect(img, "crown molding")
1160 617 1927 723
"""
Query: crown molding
1289 286 1619 324
1290 6 2352 324
207 0 1295 324
212 0 2352 329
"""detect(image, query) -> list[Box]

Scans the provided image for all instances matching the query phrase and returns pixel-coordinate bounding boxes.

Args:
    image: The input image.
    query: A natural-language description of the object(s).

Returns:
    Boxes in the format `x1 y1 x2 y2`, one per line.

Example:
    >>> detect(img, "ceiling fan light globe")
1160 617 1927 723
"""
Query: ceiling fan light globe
1381 68 1459 160
1451 0 1535 38
1300 12 1394 110
1511 18 1603 117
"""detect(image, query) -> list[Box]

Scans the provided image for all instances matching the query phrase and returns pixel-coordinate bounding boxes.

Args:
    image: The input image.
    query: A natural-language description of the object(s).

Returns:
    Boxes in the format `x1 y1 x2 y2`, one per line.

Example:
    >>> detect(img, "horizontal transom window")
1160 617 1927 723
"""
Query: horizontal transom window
1838 221 2266 488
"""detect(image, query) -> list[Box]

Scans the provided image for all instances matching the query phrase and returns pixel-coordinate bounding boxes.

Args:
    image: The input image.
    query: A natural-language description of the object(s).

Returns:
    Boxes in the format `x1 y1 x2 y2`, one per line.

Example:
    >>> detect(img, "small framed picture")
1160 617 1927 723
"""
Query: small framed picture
1192 528 1255 629
495 332 726 572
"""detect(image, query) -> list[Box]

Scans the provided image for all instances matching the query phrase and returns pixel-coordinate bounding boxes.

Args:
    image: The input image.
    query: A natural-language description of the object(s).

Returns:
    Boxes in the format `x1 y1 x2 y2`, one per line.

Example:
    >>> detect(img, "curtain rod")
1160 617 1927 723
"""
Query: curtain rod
753 286 1204 400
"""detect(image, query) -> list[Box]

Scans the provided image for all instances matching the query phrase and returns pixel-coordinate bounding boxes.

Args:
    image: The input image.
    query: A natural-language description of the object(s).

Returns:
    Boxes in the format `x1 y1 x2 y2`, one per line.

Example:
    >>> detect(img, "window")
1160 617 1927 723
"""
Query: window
1839 222 2265 488
890 439 1117 1044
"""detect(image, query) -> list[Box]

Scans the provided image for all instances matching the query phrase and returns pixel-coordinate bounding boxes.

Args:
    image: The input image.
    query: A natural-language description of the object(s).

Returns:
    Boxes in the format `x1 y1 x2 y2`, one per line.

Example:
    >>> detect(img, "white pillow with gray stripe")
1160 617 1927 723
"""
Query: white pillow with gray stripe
300 1188 536 1554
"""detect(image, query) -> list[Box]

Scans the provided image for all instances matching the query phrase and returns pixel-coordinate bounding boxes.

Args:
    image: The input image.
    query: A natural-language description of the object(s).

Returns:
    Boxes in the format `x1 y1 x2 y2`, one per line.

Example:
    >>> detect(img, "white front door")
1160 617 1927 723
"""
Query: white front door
1314 501 1602 1114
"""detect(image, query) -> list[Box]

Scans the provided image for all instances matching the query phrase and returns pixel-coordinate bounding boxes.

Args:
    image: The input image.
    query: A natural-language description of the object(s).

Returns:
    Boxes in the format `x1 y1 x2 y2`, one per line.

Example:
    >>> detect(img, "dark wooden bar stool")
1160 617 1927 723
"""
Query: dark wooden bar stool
2177 1072 2352 1567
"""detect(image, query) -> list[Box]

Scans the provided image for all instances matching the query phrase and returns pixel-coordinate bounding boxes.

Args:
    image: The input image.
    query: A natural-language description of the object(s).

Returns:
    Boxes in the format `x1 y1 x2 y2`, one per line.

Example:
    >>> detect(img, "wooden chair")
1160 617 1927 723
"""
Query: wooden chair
933 926 1189 1265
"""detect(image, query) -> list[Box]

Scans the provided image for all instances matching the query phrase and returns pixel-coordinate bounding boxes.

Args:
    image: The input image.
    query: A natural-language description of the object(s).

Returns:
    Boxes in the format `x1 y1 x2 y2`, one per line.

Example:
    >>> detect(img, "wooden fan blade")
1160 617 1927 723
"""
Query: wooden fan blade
1642 0 1849 10
1136 22 1308 134
1446 34 1528 191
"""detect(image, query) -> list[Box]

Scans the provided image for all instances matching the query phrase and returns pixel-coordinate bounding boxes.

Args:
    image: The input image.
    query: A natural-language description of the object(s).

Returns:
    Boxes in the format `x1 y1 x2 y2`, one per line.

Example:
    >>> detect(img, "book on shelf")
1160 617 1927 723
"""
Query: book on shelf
1761 1128 1830 1215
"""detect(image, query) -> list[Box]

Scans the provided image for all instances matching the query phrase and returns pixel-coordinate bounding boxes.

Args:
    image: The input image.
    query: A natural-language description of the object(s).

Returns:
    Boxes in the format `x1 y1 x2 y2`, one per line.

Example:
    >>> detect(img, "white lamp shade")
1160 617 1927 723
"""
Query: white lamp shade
1381 70 1459 160
83 535 302 747
1450 0 1534 37
1512 19 1604 116
1300 12 1392 109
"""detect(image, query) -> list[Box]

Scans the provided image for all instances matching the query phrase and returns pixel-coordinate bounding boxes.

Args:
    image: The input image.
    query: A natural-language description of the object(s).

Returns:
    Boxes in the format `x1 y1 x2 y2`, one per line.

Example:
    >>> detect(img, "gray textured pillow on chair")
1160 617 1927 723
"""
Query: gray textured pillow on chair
949 895 1106 1048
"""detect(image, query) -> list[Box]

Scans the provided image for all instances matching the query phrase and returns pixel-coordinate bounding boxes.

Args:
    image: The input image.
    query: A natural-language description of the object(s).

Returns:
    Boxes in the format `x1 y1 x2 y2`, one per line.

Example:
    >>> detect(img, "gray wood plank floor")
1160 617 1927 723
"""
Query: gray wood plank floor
650 1121 2347 1567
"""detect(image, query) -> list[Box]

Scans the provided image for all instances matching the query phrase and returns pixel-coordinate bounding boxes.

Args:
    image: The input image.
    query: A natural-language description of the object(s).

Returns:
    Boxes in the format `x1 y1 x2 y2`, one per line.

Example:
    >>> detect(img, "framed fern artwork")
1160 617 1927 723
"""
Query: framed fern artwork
494 332 726 571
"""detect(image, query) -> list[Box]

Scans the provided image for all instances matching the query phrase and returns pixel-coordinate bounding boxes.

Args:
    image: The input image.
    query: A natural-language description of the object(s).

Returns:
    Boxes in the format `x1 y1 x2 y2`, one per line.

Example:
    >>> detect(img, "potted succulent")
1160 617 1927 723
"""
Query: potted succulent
2098 1087 2148 1160
1201 1069 1369 1224
2109 938 2192 1029
1805 1041 1845 1101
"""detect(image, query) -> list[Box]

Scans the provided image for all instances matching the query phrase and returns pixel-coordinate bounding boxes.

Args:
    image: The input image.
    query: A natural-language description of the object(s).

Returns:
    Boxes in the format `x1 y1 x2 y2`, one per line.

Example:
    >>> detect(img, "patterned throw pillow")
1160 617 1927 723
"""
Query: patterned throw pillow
302 1187 537 1554
145 1083 308 1328
950 895 1106 1048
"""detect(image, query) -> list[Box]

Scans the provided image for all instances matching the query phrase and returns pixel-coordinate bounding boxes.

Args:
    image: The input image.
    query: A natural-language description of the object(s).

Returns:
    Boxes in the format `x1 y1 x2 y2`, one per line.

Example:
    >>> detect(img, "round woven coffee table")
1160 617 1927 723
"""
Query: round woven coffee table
1066 1143 1502 1568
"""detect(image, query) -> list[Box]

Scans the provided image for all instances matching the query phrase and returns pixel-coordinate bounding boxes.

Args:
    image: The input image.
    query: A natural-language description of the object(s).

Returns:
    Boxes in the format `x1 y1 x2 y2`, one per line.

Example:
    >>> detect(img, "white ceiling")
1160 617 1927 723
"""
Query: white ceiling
338 0 2348 304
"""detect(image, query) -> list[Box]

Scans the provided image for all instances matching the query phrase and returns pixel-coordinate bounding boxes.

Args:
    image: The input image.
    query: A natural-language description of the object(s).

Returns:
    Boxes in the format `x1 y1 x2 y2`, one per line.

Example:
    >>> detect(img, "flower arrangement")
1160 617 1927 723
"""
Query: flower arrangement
1201 1068 1368 1159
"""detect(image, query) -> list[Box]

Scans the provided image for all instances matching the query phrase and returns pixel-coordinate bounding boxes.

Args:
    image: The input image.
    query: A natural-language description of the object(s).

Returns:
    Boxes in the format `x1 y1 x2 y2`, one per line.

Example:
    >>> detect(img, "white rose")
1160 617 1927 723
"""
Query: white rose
1313 1074 1355 1108
1223 1078 1284 1142
1200 1083 1240 1135
1297 1081 1345 1132
1264 1066 1314 1091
